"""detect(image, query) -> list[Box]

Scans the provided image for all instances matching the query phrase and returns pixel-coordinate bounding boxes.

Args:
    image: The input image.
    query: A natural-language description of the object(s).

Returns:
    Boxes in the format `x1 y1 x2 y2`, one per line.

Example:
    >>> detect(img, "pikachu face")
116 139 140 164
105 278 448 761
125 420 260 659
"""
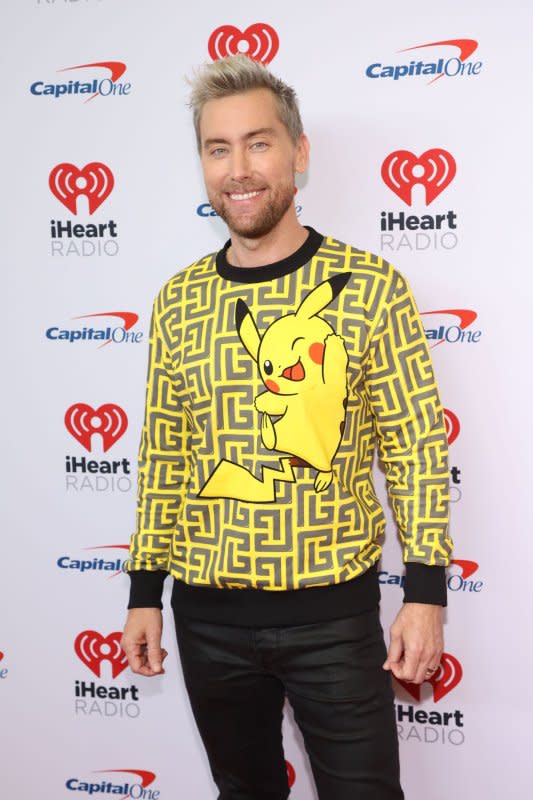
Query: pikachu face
235 273 350 396
256 314 332 395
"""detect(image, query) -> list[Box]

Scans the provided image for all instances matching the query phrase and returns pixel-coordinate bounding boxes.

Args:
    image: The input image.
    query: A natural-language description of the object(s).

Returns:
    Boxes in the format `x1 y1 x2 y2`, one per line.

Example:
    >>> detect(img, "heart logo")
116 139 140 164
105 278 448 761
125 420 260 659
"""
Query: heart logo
285 761 296 788
208 23 279 64
394 652 463 702
49 162 114 215
74 630 128 678
65 403 128 452
443 408 461 445
381 148 456 205
0 651 4 662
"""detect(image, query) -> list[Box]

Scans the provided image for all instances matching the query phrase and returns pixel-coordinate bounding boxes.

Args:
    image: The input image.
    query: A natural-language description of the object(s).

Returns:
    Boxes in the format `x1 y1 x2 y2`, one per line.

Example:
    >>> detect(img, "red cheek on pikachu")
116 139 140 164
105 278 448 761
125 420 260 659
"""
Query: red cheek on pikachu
266 379 280 393
309 342 325 364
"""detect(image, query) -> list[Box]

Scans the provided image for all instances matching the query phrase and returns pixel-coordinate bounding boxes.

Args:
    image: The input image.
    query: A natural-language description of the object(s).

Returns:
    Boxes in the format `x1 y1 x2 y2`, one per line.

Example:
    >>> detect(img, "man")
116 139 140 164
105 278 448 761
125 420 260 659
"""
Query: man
121 54 452 800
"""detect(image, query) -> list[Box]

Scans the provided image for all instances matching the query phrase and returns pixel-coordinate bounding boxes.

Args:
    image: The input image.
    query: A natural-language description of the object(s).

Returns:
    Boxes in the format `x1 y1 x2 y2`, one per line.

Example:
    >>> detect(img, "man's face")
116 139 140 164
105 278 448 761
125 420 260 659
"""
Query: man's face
199 88 309 239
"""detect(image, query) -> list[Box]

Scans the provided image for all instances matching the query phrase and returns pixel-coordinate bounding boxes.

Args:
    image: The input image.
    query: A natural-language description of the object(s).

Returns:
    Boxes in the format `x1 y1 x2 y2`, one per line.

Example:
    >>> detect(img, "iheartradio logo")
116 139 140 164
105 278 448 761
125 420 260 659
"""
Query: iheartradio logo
74 630 128 678
65 403 128 452
49 162 114 215
381 149 456 205
208 23 279 64
395 652 462 702
443 408 460 445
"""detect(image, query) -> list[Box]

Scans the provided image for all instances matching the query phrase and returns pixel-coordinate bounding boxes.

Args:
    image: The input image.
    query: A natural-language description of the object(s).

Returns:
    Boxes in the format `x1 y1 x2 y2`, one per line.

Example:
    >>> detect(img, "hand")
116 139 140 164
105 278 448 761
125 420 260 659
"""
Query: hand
382 603 443 684
120 607 168 677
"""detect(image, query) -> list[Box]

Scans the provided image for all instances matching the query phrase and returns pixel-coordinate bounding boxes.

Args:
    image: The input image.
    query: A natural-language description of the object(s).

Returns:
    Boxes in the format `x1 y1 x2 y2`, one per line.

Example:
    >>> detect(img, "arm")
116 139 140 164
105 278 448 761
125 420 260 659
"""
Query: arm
122 290 191 674
255 391 288 415
364 269 453 682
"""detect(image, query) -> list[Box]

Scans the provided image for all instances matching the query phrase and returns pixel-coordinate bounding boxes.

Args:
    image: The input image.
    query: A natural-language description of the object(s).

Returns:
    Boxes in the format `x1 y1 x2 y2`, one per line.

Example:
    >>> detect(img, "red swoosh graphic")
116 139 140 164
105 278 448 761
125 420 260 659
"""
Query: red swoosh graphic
84 544 130 578
95 771 156 793
58 61 127 82
421 308 477 328
85 544 130 550
451 559 479 579
73 312 139 330
399 39 478 61
399 39 478 84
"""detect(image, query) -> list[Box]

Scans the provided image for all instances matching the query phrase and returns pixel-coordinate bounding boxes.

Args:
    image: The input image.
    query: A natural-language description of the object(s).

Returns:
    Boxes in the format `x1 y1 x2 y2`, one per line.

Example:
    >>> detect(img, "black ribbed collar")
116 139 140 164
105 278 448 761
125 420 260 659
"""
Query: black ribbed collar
216 226 323 284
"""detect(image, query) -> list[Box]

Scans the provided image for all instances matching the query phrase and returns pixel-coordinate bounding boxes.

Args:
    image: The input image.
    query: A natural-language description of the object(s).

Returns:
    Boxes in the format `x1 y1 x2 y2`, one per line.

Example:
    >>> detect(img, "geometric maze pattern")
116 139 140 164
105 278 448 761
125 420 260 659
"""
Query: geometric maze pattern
126 235 452 590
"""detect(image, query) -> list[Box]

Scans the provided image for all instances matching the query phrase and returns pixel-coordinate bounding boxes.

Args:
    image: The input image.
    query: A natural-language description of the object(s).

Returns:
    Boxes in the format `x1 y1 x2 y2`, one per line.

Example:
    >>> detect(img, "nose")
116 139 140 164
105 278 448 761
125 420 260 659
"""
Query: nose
229 146 251 183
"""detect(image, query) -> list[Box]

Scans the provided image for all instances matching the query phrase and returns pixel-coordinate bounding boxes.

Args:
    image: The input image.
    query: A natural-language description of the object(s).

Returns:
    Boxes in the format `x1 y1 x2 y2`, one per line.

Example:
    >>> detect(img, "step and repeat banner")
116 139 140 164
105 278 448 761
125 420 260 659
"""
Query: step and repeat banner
3 1 531 798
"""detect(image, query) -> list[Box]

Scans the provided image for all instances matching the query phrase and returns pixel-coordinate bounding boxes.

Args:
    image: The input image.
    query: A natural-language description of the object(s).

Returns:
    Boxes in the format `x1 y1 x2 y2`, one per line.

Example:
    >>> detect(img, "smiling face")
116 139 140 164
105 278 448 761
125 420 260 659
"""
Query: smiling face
257 315 332 395
199 88 309 239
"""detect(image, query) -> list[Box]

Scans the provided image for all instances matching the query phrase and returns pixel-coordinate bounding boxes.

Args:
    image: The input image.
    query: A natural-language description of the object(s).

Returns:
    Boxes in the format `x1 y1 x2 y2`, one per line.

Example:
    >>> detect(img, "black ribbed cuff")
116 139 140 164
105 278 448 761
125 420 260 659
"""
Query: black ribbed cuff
403 563 447 606
127 570 167 609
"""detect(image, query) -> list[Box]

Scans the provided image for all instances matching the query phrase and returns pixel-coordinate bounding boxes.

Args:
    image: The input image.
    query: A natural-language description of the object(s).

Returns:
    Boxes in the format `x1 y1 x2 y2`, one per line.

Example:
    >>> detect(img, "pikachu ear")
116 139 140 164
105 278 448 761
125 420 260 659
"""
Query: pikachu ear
296 273 351 320
235 299 261 362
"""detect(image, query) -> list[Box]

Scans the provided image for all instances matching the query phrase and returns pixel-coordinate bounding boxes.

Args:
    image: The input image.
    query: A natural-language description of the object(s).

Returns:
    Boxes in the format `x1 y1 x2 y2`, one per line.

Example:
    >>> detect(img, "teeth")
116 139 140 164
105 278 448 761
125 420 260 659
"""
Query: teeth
229 191 261 200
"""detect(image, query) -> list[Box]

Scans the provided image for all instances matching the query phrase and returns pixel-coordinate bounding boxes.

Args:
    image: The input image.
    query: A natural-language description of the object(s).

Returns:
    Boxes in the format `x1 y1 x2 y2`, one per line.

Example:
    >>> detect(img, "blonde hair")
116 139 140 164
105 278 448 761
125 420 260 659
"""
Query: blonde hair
188 55 303 151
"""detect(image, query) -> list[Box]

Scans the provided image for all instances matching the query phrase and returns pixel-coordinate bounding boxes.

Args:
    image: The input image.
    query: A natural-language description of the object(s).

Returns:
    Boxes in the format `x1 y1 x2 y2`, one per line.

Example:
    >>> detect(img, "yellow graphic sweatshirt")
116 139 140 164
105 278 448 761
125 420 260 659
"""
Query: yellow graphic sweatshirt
126 228 452 624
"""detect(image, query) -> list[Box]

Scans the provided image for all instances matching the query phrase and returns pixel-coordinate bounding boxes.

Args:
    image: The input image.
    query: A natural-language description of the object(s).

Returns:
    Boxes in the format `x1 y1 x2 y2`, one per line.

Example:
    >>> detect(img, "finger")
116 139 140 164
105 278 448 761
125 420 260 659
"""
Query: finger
134 663 162 677
124 643 146 674
145 631 164 673
133 646 167 677
395 649 419 682
414 655 441 685
383 632 404 670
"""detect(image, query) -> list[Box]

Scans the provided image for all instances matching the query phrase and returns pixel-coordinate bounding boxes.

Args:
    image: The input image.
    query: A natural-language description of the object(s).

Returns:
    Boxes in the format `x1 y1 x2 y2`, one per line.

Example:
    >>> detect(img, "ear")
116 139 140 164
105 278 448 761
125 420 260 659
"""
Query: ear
295 133 310 174
296 273 351 320
235 298 261 362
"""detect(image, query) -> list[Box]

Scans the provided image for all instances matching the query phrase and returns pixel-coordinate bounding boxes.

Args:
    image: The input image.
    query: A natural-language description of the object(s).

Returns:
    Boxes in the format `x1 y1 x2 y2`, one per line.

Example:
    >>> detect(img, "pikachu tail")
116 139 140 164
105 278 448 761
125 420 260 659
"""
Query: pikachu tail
198 457 296 503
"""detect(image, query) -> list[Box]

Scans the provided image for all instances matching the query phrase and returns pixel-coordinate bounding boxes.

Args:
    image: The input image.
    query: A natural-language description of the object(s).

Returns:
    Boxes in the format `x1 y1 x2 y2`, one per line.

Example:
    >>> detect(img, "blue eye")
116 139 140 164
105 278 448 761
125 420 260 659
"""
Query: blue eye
264 360 273 375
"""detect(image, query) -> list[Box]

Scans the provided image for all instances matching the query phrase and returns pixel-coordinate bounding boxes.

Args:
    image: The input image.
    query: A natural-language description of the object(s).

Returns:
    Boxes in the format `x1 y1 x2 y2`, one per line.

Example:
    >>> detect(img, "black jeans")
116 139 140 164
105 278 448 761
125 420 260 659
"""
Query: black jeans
173 607 404 800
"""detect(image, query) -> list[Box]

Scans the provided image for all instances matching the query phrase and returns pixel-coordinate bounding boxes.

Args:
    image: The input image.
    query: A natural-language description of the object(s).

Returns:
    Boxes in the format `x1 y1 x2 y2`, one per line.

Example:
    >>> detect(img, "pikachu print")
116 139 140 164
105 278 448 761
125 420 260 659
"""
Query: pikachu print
198 273 351 502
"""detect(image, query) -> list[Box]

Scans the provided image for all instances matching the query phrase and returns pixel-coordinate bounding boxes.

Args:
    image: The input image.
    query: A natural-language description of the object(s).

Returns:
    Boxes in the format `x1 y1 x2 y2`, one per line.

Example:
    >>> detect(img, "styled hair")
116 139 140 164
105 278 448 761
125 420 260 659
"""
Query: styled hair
188 55 303 151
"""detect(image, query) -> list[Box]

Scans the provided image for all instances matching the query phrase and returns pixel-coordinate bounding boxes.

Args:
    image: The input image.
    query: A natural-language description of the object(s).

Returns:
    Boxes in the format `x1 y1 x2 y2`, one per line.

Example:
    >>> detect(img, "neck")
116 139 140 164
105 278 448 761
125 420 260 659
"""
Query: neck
226 211 308 268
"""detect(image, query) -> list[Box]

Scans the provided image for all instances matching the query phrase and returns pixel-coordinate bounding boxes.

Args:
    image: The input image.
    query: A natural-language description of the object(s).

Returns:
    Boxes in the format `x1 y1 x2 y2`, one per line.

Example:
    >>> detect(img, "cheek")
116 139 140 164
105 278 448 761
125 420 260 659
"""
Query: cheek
309 342 325 365
266 379 280 394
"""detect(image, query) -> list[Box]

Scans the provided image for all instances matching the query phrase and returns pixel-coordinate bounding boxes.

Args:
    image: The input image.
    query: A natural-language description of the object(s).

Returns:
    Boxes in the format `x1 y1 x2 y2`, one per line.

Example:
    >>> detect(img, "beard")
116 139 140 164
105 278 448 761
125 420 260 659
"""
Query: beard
208 180 295 239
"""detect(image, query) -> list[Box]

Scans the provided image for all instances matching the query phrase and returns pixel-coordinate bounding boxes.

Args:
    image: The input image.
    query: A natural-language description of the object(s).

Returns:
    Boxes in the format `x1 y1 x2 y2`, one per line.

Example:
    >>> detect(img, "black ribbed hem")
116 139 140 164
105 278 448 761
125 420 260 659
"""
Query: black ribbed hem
216 226 323 283
127 570 167 609
170 565 380 627
403 564 447 606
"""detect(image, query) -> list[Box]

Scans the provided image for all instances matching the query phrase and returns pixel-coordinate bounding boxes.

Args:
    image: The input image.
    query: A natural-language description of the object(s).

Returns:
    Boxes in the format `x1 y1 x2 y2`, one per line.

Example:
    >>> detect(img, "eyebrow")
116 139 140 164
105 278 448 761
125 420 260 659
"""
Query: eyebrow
203 127 277 149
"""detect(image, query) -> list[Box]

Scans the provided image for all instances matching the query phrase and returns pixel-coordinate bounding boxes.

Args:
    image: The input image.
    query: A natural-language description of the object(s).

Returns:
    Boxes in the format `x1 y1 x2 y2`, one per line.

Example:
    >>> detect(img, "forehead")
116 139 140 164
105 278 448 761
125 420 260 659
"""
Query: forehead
199 88 285 141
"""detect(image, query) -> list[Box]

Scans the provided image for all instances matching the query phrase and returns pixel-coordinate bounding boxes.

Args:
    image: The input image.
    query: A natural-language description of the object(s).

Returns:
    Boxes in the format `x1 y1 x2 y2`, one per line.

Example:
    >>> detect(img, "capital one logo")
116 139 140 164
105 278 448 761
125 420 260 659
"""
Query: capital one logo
30 61 131 102
74 630 128 678
208 23 279 63
65 403 128 452
395 652 462 702
381 149 456 205
49 162 114 215
421 309 481 348
443 408 460 445
66 770 157 795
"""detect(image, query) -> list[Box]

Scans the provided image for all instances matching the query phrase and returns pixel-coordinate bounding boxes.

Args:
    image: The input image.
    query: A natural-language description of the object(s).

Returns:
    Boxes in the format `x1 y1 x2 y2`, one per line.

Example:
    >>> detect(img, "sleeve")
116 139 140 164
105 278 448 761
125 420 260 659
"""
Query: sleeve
124 290 191 608
365 269 453 605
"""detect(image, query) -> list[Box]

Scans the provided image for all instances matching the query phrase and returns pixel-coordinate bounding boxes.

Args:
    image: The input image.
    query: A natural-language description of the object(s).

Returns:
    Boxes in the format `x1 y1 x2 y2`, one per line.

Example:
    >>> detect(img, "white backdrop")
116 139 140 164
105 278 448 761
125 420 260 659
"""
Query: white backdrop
3 1 532 798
